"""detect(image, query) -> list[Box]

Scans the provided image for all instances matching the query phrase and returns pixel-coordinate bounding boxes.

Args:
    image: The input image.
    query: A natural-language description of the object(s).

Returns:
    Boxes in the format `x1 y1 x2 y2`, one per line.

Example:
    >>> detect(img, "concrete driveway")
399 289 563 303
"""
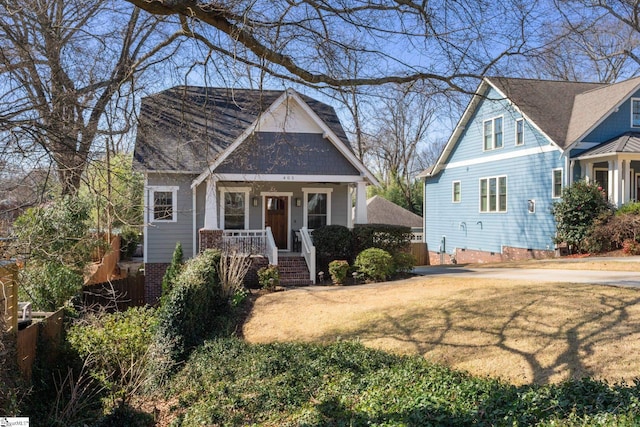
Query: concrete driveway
413 258 640 288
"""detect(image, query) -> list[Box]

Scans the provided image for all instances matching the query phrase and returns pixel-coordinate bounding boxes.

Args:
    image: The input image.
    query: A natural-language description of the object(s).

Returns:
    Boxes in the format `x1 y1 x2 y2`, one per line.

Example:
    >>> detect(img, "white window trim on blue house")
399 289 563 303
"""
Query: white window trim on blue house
631 97 640 127
479 176 507 213
149 185 178 223
483 116 504 151
515 118 524 146
552 169 563 199
452 181 461 203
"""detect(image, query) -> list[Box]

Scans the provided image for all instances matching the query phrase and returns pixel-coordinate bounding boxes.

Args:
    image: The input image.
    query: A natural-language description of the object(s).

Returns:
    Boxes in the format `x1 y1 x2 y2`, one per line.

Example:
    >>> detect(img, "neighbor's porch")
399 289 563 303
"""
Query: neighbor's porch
573 154 640 207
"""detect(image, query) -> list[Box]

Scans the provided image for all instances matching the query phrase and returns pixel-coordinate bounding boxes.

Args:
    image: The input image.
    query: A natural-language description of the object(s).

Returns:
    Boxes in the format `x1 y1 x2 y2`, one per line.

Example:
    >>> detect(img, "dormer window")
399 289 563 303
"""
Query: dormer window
632 98 640 127
483 116 503 150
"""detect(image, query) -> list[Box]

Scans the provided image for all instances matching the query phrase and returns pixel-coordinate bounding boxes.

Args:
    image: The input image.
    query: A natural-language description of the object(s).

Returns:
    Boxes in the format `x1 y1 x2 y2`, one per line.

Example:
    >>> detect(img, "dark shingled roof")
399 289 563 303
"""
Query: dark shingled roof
486 77 605 148
133 86 352 172
362 196 423 228
576 132 640 158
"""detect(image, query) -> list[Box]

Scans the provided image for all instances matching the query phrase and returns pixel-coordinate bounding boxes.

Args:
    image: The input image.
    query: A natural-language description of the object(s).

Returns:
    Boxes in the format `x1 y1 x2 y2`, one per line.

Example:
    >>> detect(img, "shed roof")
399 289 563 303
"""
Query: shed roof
575 132 640 159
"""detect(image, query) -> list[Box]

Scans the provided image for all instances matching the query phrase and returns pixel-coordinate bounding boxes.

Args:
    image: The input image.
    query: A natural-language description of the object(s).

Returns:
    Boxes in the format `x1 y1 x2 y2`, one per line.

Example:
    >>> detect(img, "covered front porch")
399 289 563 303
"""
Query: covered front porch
194 177 370 285
572 133 640 206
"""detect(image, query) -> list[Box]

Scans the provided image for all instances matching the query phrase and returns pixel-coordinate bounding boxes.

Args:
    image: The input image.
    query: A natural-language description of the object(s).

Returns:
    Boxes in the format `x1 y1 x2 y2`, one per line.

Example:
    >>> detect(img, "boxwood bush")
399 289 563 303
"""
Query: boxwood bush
354 248 394 282
328 260 349 284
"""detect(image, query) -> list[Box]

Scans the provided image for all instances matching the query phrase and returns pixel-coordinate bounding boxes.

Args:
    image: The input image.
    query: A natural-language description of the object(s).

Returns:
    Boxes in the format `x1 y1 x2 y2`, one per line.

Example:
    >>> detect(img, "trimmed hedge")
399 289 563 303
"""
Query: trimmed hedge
354 248 394 282
312 225 354 259
352 223 412 254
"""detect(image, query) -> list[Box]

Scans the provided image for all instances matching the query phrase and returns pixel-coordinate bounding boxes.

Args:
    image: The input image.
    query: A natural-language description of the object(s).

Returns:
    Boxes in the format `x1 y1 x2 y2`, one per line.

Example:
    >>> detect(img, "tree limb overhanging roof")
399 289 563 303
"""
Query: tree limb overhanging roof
133 86 353 172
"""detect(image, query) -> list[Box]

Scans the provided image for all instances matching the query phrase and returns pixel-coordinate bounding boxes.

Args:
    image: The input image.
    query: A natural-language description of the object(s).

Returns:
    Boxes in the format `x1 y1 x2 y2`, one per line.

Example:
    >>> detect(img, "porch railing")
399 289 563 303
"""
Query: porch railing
265 227 278 265
222 229 267 255
300 227 316 284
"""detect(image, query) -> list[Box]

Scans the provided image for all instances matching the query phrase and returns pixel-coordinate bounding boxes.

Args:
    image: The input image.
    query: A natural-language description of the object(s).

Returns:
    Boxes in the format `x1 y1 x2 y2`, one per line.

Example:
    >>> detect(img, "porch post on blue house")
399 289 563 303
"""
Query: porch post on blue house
204 176 219 229
354 180 367 224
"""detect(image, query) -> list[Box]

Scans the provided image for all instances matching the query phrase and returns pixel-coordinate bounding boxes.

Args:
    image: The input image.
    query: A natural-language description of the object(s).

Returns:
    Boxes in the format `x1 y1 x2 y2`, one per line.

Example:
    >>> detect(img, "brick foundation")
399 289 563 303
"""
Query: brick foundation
199 229 223 251
245 256 269 288
428 246 555 265
144 262 169 305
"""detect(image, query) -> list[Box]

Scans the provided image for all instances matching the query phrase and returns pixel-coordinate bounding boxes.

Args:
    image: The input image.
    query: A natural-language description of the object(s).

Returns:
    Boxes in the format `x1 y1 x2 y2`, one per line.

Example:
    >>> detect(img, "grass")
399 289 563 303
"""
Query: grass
242 276 640 385
159 338 640 426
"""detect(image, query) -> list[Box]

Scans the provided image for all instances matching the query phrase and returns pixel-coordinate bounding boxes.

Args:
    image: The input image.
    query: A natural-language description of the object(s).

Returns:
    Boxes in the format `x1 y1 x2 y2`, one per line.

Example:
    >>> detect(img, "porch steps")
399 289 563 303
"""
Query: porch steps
278 255 313 287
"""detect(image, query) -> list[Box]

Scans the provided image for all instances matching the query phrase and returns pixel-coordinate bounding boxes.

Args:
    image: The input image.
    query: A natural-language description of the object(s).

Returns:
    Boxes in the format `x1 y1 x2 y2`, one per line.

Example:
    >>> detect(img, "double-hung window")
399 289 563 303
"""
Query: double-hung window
221 187 250 229
303 188 332 229
483 116 503 150
552 169 563 199
479 176 507 212
515 118 524 145
452 181 461 203
150 186 178 222
632 98 640 127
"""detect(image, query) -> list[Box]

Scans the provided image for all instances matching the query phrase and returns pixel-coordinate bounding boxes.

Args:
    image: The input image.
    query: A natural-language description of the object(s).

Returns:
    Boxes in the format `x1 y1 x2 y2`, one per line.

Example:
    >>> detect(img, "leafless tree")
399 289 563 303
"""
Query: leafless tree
517 3 640 82
124 0 538 91
0 0 184 196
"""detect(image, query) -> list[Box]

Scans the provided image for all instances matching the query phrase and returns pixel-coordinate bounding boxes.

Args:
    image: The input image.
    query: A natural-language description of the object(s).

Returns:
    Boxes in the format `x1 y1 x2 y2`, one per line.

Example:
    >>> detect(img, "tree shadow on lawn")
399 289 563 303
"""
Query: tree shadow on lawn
318 283 640 385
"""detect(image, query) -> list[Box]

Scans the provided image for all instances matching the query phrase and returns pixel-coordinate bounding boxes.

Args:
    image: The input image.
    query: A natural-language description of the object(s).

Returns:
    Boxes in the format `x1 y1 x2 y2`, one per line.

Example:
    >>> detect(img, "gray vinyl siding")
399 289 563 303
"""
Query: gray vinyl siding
216 132 360 175
146 173 196 263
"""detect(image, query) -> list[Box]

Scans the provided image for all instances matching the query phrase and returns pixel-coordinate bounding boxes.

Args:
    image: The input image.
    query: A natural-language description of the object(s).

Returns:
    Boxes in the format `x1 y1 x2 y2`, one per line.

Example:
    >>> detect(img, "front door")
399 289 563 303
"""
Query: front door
265 196 288 249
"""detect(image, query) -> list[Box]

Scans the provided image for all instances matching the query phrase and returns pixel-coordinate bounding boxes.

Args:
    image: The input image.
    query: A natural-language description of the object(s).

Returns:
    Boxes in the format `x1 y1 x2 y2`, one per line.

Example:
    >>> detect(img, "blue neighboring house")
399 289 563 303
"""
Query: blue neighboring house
419 76 640 264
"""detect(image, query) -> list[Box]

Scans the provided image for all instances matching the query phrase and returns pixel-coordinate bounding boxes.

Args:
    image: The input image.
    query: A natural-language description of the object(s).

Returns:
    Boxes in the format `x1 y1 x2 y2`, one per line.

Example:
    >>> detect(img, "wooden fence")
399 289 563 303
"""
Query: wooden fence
1 263 19 332
83 275 145 311
16 308 64 381
86 234 121 285
410 242 429 266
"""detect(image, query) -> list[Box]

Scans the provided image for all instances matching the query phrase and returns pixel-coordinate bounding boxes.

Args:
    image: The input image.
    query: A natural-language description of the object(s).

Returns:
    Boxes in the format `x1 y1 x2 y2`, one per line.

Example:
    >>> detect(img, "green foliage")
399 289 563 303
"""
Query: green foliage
13 195 102 271
119 227 140 260
150 250 227 385
257 265 280 290
352 223 412 255
311 225 354 259
354 248 394 282
161 242 183 300
12 196 104 310
328 260 349 284
67 307 157 400
162 338 640 426
585 212 640 254
80 153 144 230
617 201 640 216
19 262 84 311
393 251 416 274
369 179 423 216
552 181 614 253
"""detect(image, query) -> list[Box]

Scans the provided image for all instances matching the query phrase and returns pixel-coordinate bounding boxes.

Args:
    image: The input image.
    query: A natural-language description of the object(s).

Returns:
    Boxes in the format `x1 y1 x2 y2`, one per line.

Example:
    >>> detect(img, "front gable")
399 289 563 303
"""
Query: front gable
193 89 377 187
572 87 640 154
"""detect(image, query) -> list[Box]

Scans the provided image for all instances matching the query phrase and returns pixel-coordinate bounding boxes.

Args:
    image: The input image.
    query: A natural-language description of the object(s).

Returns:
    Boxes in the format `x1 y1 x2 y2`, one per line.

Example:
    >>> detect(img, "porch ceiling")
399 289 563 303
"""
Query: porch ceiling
574 132 640 160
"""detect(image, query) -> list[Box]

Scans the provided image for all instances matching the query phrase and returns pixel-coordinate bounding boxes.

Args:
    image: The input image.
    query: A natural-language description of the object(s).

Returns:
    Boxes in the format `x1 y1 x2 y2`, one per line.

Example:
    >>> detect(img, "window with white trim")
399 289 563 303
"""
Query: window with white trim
483 116 503 150
515 118 524 145
302 188 332 229
479 176 507 212
150 186 178 222
632 98 640 127
552 169 563 199
221 187 250 229
452 181 461 203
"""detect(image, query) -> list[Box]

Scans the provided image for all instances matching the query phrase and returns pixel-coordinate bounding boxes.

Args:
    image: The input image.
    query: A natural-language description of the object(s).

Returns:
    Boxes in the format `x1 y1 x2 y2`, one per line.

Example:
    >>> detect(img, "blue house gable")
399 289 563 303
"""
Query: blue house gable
421 76 640 264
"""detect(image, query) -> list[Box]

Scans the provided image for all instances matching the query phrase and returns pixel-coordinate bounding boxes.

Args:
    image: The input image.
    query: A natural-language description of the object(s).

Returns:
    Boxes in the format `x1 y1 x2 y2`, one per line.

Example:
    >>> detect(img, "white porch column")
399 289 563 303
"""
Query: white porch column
623 159 631 205
584 162 593 184
347 185 354 229
569 160 575 185
354 181 368 224
608 160 615 204
612 159 622 206
204 176 219 229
